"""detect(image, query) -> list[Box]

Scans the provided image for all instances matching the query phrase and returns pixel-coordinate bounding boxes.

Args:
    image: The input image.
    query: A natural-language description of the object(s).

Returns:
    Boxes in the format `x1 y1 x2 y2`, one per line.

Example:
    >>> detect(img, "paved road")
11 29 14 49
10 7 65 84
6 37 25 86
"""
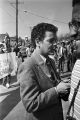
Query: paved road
0 71 71 120
0 84 27 120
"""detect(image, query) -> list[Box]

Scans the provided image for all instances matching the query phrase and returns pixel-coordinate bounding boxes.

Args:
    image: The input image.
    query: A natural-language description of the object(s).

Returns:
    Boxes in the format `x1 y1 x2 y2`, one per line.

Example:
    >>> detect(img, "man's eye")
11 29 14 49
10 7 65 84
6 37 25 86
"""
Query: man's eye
50 41 53 43
50 39 55 43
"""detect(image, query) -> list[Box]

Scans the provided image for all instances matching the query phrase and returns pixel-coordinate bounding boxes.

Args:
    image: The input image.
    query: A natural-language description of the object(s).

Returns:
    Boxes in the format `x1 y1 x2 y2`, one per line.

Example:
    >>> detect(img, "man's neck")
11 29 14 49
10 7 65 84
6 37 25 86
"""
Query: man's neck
36 47 48 59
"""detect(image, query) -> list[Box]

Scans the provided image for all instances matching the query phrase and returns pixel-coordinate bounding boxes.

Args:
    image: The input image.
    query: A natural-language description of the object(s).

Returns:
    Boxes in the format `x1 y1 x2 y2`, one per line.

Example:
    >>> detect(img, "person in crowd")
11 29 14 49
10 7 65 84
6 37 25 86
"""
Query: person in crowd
0 44 5 53
2 35 12 88
17 22 70 120
0 46 5 86
8 50 22 88
71 39 77 68
67 40 73 72
13 42 20 56
26 45 34 57
58 42 65 73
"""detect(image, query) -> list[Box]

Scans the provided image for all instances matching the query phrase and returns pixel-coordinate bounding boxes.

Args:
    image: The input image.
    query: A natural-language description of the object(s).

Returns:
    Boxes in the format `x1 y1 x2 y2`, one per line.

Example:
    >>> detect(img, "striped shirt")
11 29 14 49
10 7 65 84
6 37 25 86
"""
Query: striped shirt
69 59 80 120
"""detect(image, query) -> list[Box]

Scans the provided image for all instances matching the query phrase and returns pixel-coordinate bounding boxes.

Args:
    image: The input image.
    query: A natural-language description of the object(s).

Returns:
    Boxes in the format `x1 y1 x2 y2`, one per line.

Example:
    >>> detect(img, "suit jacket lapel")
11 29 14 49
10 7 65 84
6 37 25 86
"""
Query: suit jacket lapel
31 50 51 80
49 58 61 83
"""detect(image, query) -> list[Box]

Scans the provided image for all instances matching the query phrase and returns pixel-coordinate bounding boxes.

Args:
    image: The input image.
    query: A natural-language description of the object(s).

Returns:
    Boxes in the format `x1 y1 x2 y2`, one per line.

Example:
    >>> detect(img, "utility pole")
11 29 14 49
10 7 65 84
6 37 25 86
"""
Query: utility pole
9 0 24 47
16 0 18 47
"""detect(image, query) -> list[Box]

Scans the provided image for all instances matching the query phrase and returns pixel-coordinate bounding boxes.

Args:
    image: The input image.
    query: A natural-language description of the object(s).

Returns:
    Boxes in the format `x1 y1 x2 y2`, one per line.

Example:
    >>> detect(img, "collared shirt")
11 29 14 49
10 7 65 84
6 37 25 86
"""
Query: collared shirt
39 54 51 78
40 54 46 64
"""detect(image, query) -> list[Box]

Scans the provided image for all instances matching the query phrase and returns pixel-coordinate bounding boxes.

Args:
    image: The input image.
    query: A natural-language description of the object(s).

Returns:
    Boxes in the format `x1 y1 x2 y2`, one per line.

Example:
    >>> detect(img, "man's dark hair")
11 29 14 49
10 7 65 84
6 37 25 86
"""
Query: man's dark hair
31 22 58 48
72 0 80 7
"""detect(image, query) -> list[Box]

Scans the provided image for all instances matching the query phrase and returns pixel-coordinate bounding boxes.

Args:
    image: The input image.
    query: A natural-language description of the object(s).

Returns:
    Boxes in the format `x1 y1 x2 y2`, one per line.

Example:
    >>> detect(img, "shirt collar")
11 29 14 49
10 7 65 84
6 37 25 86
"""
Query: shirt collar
40 55 46 64
32 48 47 65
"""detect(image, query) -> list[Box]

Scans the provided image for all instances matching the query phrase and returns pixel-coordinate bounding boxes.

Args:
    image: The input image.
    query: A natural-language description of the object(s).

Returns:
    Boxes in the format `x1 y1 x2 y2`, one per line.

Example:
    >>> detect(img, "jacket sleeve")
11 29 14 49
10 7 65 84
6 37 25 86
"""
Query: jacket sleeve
17 59 60 113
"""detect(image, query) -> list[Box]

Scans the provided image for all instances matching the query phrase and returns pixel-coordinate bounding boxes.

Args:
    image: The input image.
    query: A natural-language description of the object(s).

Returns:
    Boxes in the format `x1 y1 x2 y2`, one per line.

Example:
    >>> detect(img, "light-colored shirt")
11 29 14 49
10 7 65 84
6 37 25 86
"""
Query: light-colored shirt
40 55 46 63
40 55 51 78
69 60 80 120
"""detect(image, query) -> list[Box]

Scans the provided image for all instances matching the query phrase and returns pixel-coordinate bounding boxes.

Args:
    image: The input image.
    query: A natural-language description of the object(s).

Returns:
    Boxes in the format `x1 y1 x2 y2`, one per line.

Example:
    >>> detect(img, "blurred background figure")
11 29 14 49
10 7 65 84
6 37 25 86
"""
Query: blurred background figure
26 45 34 58
58 42 66 73
2 33 11 88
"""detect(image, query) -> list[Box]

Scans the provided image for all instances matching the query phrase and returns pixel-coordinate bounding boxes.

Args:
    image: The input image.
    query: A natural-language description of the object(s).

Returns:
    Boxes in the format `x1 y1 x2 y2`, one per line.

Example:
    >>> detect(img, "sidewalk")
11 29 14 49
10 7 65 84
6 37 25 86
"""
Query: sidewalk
0 76 20 120
0 75 19 102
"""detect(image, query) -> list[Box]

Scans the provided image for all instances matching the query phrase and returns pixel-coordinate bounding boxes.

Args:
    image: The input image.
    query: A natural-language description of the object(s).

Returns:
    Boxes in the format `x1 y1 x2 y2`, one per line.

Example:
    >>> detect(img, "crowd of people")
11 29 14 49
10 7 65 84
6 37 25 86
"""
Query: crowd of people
0 24 80 120
47 39 78 74
0 31 79 89
0 39 34 88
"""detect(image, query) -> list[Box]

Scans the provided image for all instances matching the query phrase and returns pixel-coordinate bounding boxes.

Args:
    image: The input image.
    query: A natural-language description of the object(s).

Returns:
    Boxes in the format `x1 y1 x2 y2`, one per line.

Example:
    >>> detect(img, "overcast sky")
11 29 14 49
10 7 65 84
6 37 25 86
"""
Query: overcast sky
0 0 72 38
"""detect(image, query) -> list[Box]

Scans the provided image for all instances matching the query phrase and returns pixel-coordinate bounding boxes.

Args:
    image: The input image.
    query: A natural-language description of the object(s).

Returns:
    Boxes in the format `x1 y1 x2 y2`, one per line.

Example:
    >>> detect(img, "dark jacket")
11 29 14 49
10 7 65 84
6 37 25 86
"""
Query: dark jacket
17 49 64 120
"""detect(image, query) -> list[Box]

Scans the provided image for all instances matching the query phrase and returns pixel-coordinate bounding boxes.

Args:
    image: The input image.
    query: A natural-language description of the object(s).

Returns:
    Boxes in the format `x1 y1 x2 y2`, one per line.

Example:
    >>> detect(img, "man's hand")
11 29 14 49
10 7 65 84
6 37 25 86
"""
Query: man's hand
62 79 71 83
56 81 70 95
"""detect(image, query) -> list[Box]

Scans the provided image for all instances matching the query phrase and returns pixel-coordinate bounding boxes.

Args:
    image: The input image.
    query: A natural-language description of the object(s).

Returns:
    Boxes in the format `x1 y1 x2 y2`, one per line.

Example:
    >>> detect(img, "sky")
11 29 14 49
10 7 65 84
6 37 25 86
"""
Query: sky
0 0 72 39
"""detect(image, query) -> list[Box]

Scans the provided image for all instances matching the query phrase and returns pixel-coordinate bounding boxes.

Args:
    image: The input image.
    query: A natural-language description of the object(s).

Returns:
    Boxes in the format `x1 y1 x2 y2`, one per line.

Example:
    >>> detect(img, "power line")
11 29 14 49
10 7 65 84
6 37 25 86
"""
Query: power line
6 0 32 36
1 0 16 19
2 21 15 25
8 1 68 25
7 0 16 10
24 10 68 24
1 8 15 19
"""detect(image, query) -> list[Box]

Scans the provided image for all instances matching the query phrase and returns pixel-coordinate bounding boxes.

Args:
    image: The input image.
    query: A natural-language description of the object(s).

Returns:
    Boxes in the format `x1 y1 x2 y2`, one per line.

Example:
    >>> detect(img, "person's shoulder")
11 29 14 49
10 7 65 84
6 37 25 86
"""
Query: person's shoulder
21 56 35 69
72 59 80 75
18 57 34 76
74 59 80 67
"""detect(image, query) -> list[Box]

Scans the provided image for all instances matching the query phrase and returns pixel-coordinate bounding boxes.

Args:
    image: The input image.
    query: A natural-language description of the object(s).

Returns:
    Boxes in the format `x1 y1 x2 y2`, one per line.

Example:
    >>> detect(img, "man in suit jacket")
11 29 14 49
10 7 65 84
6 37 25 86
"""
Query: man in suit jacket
17 23 70 120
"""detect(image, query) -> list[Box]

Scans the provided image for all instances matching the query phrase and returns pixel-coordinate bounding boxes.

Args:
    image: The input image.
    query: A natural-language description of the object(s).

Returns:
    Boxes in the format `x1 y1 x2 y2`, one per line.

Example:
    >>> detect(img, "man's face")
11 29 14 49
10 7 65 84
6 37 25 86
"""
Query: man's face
39 31 57 57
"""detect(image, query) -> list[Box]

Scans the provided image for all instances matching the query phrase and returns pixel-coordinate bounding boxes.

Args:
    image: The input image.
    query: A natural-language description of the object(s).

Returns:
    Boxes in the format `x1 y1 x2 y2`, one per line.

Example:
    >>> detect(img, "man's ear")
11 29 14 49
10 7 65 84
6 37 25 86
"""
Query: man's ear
35 38 41 47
